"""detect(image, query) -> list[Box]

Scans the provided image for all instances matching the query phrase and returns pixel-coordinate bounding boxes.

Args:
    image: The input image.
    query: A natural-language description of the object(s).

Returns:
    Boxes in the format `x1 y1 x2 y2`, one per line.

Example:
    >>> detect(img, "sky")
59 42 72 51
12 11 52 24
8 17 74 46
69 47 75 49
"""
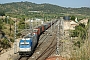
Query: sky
0 0 90 8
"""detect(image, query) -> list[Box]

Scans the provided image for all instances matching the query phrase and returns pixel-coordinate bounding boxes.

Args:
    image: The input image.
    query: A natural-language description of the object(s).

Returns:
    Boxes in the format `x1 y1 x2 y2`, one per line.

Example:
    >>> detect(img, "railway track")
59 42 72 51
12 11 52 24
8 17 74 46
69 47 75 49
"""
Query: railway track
16 21 58 60
17 30 51 60
43 44 56 60
37 32 48 47
18 56 30 60
35 34 56 60
37 25 55 48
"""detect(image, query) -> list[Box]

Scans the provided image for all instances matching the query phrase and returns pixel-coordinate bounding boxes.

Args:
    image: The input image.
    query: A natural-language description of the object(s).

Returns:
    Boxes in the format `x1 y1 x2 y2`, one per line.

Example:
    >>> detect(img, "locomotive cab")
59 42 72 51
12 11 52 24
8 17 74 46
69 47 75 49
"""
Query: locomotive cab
19 38 32 55
19 33 38 56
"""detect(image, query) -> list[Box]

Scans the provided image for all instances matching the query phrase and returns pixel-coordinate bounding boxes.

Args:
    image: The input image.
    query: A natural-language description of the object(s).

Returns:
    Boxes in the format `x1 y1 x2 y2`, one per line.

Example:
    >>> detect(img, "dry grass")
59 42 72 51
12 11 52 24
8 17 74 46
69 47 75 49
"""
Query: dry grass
69 38 90 60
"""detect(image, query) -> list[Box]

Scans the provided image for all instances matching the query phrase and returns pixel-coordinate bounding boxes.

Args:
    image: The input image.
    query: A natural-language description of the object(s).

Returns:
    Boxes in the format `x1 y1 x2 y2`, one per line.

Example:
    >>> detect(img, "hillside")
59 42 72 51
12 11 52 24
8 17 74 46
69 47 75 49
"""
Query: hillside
0 1 90 16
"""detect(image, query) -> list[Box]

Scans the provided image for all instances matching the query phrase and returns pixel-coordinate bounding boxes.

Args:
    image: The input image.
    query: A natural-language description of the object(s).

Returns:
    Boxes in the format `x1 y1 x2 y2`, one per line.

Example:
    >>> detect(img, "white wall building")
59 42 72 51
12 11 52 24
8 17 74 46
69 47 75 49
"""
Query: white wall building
64 20 78 31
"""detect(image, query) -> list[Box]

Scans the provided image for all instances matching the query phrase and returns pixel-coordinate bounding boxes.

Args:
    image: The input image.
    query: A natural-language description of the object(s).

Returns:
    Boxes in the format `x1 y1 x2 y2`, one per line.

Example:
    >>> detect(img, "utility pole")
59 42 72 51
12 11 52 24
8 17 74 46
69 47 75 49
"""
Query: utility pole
14 20 17 54
25 18 26 29
54 20 56 33
60 17 64 53
60 17 64 37
30 19 31 29
31 18 33 33
56 20 60 55
29 18 33 34
37 19 38 27
51 20 52 34
29 19 31 33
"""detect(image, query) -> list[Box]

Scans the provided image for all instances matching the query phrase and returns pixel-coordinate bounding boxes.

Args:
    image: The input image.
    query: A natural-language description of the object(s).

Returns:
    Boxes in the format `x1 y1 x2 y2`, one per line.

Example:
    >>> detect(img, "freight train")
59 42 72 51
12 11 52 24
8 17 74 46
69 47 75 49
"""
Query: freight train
18 20 58 56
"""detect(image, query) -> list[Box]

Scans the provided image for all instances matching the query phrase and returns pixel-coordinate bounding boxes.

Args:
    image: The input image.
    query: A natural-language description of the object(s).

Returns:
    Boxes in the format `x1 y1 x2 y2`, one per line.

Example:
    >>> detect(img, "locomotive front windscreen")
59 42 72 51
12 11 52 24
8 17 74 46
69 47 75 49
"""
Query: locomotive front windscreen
20 42 30 48
19 39 32 48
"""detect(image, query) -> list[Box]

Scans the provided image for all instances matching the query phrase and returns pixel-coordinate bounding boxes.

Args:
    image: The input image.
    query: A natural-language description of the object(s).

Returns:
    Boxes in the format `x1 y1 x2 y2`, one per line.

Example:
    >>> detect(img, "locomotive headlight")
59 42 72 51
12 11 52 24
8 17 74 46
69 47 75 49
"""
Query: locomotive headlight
27 47 31 51
29 47 31 51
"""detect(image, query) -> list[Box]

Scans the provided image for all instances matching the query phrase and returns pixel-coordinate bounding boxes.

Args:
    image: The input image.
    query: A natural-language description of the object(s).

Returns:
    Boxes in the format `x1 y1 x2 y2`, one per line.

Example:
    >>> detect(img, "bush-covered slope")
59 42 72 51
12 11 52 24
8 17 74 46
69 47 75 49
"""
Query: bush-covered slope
0 2 90 15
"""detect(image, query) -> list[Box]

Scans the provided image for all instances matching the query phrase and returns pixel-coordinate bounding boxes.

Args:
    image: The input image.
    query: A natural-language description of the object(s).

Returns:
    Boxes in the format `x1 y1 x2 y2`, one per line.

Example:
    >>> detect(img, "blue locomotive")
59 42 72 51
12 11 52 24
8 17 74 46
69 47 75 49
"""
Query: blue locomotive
19 33 37 55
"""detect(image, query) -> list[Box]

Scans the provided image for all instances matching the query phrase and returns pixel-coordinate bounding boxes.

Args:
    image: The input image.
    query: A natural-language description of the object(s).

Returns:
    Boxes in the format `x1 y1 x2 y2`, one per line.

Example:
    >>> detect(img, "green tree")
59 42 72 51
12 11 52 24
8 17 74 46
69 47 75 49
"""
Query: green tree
70 23 87 40
71 16 75 21
18 18 25 29
0 11 5 16
0 19 3 30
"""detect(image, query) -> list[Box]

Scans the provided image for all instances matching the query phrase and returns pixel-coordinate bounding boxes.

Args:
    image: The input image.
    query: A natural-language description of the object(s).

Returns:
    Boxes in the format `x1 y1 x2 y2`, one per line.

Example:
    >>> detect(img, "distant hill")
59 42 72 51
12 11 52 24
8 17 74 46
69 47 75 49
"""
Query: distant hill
0 1 90 15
